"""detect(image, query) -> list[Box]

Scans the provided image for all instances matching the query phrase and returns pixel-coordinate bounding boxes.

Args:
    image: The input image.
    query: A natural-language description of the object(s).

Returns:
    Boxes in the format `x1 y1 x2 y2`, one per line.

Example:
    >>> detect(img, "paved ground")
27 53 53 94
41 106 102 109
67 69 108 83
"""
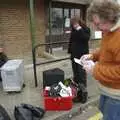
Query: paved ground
72 106 102 120
0 47 100 120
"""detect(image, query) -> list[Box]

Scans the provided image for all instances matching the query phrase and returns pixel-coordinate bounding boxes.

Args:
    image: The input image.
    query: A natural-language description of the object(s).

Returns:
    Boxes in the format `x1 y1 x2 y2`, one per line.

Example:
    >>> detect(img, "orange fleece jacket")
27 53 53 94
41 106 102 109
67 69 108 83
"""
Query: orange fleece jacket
92 28 120 89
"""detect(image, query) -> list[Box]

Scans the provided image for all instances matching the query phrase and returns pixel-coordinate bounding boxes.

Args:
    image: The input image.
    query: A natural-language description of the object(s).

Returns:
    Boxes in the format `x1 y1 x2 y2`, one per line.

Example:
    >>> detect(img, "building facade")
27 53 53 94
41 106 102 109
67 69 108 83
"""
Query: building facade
0 0 45 58
0 0 90 59
45 0 91 54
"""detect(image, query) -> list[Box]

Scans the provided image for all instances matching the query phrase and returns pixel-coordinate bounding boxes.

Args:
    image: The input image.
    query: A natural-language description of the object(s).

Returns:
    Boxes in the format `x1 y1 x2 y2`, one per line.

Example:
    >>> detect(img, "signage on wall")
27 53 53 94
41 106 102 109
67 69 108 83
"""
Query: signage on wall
65 18 70 27
64 18 71 33
95 31 102 39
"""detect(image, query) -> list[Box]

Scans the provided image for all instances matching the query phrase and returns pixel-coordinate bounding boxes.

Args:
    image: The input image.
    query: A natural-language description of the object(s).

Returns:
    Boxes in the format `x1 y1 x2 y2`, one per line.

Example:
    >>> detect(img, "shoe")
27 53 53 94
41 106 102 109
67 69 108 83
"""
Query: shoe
73 89 88 104
72 96 81 103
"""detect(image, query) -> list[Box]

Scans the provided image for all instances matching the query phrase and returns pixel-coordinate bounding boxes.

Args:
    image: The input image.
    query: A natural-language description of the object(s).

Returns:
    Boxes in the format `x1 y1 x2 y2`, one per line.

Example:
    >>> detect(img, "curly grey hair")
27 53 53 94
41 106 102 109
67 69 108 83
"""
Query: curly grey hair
87 0 120 24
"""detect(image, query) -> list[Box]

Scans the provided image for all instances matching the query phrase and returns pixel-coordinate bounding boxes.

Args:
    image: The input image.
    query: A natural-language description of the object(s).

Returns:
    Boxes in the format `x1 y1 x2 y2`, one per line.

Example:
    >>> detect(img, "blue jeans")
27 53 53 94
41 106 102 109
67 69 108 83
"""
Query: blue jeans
99 95 120 120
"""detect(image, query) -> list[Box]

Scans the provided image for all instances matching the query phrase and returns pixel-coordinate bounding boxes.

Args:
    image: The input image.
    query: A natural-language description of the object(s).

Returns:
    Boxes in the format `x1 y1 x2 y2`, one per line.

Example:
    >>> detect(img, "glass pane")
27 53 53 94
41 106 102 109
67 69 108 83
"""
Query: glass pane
75 9 80 17
71 9 75 18
51 8 63 35
64 9 70 28
64 9 69 18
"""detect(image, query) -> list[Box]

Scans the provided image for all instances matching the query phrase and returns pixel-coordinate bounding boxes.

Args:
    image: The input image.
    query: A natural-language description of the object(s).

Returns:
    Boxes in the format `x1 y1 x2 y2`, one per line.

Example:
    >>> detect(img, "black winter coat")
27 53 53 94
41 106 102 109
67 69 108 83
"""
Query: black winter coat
68 26 90 59
0 52 8 81
0 53 8 67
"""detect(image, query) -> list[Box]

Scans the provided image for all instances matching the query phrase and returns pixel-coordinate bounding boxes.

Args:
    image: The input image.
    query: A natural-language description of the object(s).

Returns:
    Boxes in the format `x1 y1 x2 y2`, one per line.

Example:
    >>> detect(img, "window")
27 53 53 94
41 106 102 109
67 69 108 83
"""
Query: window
51 8 63 35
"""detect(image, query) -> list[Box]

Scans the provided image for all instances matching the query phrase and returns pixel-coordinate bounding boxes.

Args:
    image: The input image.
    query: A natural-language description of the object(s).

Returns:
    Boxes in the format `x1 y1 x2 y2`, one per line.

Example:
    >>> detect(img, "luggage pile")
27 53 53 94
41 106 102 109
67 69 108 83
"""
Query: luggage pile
43 68 88 111
43 68 74 110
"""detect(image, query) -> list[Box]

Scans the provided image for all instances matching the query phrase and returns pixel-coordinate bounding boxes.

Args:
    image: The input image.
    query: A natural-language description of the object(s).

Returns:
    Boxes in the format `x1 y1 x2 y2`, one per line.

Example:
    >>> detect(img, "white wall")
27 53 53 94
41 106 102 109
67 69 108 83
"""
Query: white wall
116 0 120 4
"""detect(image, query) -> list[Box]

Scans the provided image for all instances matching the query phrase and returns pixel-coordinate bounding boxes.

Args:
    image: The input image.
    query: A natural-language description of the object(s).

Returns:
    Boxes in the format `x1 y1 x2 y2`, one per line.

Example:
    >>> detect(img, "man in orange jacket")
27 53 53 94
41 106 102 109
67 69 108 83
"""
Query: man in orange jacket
80 0 120 119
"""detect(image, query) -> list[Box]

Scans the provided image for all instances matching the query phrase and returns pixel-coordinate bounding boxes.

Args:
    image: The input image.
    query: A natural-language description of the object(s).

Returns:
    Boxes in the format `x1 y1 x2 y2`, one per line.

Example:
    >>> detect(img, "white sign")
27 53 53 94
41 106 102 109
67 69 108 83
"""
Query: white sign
65 18 70 27
95 31 102 39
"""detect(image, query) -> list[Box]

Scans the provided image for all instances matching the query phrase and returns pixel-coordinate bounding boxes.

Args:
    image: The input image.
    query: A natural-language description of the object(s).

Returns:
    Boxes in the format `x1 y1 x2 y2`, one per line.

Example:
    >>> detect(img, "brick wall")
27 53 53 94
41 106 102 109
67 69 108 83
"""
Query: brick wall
0 0 45 59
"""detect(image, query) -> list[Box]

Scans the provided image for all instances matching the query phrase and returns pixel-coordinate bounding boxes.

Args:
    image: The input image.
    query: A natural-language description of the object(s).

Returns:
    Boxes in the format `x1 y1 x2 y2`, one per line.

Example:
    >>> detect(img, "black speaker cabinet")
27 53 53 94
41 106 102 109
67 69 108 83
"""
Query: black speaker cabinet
43 68 64 88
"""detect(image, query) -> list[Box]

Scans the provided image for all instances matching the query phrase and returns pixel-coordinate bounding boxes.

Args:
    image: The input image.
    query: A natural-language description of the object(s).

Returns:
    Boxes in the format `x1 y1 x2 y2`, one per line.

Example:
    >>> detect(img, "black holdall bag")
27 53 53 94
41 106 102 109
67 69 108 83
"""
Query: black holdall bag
0 104 11 120
14 104 45 120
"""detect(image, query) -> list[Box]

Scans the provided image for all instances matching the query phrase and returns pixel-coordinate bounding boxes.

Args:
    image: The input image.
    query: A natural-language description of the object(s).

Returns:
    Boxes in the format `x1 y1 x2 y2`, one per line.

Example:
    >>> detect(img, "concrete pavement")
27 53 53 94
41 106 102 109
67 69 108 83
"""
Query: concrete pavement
71 106 101 120
0 49 100 120
0 59 99 120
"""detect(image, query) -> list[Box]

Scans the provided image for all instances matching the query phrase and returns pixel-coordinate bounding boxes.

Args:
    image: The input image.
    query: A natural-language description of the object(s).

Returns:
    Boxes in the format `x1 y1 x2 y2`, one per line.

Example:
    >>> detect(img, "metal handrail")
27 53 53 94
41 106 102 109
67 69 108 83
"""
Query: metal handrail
33 41 70 87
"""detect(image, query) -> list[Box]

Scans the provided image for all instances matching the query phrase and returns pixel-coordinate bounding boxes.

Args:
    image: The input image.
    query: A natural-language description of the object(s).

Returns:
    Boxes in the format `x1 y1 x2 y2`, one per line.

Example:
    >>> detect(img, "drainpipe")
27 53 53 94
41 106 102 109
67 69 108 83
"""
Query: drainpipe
48 0 52 54
29 0 37 87
29 0 36 49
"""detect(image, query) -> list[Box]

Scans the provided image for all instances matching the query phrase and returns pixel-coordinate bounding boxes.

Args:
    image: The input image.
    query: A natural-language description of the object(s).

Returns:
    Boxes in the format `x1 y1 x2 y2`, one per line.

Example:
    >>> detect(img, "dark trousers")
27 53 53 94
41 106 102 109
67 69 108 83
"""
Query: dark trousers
71 58 87 87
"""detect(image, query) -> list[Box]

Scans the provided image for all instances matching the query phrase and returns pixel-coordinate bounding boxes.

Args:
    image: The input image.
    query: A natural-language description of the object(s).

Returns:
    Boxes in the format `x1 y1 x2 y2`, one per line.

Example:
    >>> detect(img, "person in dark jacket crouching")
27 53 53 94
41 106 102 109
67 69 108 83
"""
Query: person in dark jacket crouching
68 17 90 103
0 47 8 81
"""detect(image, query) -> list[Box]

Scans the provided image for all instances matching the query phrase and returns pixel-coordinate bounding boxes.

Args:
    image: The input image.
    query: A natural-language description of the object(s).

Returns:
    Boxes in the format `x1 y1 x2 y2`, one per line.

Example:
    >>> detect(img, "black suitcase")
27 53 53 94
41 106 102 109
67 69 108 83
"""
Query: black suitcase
43 68 64 88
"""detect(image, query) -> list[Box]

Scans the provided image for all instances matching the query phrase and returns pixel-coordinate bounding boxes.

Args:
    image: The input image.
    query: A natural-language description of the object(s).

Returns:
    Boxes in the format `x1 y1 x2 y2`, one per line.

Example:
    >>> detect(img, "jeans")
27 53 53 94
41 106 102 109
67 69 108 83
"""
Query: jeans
99 95 120 120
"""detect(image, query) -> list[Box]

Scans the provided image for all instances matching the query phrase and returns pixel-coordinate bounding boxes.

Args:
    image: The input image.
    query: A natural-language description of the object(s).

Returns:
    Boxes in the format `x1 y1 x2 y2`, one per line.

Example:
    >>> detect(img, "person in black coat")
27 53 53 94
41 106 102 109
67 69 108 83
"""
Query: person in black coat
68 17 90 103
0 47 8 81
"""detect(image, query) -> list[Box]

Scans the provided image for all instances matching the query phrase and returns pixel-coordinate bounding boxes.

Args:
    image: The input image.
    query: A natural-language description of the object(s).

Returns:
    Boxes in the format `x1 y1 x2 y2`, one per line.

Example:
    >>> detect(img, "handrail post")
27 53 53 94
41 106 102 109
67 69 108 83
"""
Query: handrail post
32 48 38 87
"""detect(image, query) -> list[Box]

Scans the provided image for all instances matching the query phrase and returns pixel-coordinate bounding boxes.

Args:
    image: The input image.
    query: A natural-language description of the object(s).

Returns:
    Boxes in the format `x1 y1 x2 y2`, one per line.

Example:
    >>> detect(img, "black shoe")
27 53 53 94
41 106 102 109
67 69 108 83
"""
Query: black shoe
72 96 81 103
72 91 88 103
